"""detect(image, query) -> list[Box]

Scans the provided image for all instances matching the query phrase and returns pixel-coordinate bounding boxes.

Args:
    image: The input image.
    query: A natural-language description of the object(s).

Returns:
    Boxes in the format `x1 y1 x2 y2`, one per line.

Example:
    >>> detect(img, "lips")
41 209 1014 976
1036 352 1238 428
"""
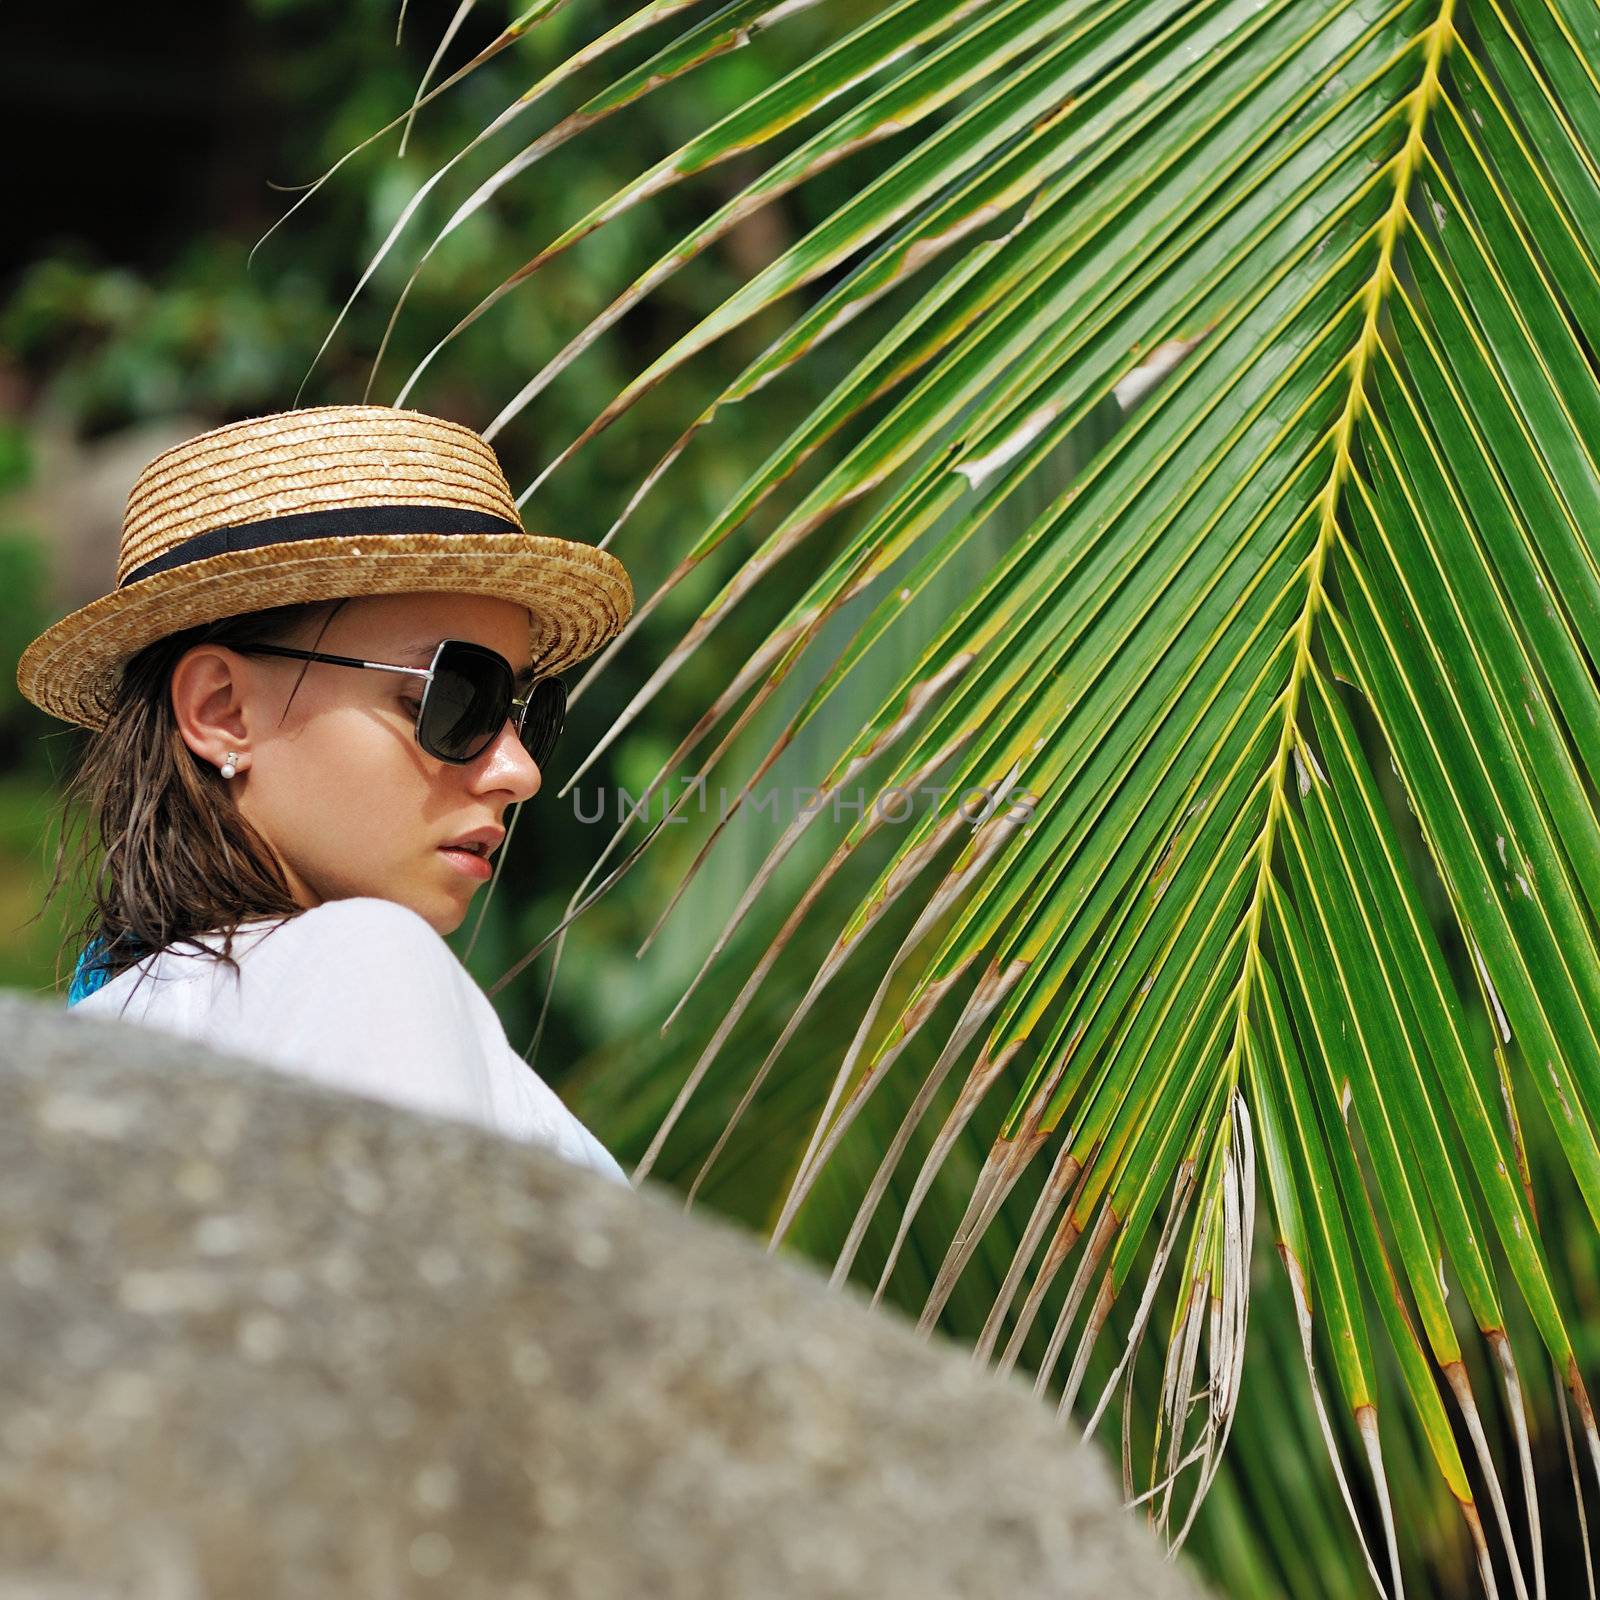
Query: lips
439 845 493 882
440 826 505 858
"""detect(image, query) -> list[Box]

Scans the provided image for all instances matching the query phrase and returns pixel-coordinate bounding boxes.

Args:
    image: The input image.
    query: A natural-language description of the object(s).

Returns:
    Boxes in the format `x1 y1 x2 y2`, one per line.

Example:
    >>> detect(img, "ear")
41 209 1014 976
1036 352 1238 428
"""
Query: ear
170 646 253 771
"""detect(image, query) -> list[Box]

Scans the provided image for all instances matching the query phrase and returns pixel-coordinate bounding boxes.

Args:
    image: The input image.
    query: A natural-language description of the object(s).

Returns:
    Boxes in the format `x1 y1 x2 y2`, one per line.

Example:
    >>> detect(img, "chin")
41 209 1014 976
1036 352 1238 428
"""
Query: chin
353 885 463 938
416 892 467 937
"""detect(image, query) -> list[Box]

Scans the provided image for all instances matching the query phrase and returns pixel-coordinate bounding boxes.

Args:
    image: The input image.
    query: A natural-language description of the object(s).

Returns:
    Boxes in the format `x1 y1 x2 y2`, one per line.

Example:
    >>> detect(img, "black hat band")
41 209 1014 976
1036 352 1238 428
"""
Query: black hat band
119 504 525 588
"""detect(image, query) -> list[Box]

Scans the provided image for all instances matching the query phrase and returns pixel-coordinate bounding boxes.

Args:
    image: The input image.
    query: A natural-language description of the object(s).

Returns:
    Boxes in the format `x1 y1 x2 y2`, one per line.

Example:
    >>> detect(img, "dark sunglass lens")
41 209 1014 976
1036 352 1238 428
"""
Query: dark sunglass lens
419 646 511 762
519 677 566 770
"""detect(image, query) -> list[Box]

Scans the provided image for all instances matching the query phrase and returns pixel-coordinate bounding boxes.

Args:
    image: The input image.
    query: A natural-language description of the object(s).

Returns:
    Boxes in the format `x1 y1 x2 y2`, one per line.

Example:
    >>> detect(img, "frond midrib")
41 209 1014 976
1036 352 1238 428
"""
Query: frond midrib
1223 0 1457 1081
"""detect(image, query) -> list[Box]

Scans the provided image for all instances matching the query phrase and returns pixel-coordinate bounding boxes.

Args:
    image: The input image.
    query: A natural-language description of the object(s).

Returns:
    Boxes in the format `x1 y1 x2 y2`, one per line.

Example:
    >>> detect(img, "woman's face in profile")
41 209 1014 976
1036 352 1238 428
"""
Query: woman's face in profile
171 590 542 933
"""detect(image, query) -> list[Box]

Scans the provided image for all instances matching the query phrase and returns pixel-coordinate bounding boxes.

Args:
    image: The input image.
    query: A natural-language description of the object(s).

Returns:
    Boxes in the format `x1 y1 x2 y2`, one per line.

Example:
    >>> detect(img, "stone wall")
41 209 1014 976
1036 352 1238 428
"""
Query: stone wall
0 992 1207 1599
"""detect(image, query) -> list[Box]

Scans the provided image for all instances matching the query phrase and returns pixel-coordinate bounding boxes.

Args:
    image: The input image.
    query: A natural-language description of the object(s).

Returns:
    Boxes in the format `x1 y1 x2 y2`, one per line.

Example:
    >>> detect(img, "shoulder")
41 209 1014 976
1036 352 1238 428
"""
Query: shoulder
282 896 450 944
236 898 498 1056
255 898 470 986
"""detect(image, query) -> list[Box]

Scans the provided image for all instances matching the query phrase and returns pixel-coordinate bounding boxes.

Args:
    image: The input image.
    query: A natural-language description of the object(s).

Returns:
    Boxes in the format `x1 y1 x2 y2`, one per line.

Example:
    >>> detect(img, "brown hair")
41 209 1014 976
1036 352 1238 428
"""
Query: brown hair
36 596 356 1001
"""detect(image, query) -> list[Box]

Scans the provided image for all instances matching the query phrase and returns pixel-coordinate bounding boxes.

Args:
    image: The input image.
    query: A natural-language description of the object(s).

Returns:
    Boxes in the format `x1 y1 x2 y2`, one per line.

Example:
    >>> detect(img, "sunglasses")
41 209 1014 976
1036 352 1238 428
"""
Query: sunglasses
234 639 566 768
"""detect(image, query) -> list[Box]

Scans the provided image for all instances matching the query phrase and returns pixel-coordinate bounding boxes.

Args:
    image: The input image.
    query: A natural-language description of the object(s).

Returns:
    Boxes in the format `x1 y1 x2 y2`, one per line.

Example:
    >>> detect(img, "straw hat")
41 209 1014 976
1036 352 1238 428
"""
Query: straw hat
16 404 634 732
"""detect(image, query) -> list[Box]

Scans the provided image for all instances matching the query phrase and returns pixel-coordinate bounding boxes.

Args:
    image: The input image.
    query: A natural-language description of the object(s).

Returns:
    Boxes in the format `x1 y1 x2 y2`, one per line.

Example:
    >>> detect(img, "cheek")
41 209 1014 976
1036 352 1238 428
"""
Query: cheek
252 708 430 870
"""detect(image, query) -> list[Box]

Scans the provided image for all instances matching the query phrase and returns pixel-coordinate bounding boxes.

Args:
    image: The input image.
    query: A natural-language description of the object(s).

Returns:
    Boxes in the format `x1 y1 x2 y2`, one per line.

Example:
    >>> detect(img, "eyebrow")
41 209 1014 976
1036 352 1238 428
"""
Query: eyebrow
396 639 538 688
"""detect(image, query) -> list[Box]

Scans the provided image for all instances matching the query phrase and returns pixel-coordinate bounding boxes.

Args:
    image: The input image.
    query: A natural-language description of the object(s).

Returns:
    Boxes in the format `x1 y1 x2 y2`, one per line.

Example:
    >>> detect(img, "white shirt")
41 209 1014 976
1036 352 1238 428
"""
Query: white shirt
72 895 629 1188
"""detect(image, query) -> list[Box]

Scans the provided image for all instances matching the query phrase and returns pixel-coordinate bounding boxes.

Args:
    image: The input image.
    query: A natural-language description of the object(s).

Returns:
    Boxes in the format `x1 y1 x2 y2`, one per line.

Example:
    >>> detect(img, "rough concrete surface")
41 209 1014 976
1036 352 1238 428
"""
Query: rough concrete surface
0 991 1207 1599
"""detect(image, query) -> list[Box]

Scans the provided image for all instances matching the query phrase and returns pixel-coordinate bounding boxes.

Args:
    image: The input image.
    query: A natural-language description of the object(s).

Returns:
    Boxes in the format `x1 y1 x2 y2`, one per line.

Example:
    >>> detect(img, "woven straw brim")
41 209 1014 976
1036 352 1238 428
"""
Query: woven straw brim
17 531 633 733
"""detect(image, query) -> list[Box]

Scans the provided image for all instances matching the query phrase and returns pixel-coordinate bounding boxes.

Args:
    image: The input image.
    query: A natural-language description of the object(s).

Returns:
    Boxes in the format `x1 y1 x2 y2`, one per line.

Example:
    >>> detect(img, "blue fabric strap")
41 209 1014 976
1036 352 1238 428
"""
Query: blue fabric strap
67 936 112 1007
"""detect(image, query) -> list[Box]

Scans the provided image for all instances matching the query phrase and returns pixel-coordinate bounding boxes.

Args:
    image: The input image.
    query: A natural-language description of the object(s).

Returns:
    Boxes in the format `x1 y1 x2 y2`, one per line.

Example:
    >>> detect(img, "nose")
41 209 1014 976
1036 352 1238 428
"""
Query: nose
471 719 542 801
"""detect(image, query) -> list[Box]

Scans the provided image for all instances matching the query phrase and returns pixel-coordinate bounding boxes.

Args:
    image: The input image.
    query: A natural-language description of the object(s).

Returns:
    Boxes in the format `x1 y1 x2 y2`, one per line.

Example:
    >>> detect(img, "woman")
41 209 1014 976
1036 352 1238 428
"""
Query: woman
15 404 635 1186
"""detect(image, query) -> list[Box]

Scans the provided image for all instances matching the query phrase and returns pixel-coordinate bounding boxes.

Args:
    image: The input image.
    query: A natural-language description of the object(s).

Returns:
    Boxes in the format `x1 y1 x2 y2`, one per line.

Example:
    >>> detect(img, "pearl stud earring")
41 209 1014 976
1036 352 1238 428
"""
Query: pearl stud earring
219 752 240 780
